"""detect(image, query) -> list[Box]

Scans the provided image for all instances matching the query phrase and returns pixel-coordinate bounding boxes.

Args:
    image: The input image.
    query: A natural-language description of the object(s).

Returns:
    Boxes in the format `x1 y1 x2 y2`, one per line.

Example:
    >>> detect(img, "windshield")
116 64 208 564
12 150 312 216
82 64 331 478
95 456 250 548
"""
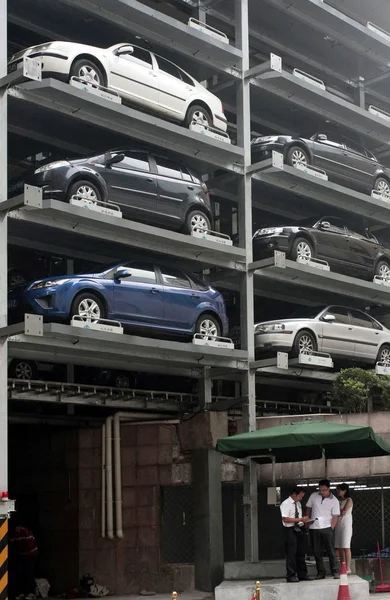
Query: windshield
288 306 325 319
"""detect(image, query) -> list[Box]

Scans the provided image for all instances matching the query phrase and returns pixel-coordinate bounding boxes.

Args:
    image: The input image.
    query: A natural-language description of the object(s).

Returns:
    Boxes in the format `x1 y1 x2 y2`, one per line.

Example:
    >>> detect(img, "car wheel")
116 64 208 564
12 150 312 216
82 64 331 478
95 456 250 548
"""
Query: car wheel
292 330 317 358
286 146 310 168
112 372 132 389
185 104 213 130
377 344 390 367
9 359 37 381
375 260 390 281
70 59 105 86
184 210 211 235
291 237 314 263
70 292 106 323
374 177 390 197
195 313 221 340
8 269 27 288
67 180 102 204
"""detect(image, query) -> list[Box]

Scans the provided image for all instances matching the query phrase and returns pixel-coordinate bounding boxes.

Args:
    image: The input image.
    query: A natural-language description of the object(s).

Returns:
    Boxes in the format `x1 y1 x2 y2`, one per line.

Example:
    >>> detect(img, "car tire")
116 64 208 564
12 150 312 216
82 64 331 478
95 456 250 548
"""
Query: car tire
8 269 28 288
195 313 221 340
70 59 105 86
70 292 106 323
286 146 310 168
291 329 317 358
374 177 390 197
375 259 390 281
377 344 390 367
185 104 213 130
183 210 212 235
290 237 315 263
9 359 38 381
67 180 102 204
112 372 133 389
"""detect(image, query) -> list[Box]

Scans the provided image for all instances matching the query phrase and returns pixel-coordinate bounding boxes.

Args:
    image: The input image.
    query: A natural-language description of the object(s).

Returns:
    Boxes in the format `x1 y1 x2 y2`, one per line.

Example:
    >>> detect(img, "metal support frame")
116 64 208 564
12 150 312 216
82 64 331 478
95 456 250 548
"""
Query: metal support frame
355 76 366 109
235 0 258 563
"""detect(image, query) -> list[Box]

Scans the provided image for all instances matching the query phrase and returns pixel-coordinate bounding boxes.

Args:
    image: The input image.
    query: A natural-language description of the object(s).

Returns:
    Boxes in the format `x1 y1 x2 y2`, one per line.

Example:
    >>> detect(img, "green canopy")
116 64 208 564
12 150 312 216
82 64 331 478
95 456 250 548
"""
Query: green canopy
216 420 390 463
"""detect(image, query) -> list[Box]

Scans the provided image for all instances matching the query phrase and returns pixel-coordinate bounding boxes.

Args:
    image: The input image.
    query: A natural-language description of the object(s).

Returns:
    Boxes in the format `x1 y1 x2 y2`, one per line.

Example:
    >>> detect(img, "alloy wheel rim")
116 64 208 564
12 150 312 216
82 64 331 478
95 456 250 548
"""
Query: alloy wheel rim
191 213 209 234
14 362 33 380
78 65 100 84
75 185 98 202
381 348 390 367
298 335 314 354
10 274 26 286
199 319 218 340
115 375 130 388
291 149 308 167
296 241 312 262
377 180 390 196
78 298 101 322
190 110 210 129
379 263 390 280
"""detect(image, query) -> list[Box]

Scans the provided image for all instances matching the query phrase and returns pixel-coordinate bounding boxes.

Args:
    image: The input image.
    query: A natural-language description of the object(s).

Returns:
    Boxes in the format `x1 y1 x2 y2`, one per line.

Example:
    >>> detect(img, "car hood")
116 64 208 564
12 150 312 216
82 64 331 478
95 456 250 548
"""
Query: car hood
255 317 314 327
27 273 103 287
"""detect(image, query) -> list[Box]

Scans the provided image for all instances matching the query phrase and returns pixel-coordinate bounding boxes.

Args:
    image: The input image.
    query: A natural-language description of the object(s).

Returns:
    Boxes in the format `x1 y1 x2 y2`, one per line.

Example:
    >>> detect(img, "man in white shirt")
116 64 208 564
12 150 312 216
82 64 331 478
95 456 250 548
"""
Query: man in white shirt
305 479 340 580
280 486 311 582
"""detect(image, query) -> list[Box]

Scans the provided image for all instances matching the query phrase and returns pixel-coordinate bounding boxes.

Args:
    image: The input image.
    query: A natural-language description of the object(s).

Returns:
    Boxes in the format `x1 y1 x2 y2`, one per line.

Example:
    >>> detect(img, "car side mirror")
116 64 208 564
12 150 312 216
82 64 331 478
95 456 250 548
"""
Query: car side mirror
323 314 336 322
317 134 328 142
105 153 125 167
319 221 330 230
114 267 132 280
116 45 134 56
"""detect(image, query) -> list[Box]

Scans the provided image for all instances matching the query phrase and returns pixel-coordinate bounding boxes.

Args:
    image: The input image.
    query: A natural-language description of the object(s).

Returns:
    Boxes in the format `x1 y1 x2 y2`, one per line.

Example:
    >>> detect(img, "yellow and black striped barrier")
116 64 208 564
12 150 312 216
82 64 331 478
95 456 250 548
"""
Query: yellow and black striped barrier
0 517 8 600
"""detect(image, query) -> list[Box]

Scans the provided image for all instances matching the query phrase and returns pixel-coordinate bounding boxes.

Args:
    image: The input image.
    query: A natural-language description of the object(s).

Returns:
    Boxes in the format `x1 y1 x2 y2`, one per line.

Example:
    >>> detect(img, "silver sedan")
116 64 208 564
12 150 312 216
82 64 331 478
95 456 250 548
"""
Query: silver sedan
255 305 390 365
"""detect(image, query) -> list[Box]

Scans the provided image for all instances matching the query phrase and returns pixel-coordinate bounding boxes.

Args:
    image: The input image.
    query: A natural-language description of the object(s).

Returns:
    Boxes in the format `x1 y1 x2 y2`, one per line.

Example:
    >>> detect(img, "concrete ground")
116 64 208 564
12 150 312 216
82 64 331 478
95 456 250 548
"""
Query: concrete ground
108 593 213 600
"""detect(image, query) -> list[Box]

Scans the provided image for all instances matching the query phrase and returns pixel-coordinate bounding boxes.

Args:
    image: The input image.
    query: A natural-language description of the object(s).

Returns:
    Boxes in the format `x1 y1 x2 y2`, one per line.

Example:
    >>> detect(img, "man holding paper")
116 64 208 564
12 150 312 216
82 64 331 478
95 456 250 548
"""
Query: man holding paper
305 479 340 580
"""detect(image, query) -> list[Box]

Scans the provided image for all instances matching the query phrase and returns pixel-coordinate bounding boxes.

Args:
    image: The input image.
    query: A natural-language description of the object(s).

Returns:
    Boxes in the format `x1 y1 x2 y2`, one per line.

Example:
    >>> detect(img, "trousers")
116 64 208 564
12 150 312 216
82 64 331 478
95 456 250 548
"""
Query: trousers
284 527 308 580
310 528 338 576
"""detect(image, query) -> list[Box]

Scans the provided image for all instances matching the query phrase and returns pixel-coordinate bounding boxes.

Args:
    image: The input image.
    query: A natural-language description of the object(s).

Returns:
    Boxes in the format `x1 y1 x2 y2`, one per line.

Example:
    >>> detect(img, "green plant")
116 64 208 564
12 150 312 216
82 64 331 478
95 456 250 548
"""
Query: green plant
330 368 390 413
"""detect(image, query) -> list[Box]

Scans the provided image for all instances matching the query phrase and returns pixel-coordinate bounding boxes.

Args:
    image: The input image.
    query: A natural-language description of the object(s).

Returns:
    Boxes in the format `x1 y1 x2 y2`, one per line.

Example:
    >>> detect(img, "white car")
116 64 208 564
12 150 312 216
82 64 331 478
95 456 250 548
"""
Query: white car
8 41 227 132
255 305 390 366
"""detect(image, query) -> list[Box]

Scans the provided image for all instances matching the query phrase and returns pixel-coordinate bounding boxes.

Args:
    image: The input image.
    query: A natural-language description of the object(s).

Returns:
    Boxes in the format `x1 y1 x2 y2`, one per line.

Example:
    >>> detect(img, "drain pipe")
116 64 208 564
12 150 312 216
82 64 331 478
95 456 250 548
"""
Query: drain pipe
105 416 114 539
101 423 106 538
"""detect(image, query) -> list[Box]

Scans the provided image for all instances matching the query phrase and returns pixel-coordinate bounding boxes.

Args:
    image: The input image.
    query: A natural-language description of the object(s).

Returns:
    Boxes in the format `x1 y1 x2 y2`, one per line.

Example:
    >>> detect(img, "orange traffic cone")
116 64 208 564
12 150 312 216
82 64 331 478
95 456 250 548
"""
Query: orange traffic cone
337 562 351 600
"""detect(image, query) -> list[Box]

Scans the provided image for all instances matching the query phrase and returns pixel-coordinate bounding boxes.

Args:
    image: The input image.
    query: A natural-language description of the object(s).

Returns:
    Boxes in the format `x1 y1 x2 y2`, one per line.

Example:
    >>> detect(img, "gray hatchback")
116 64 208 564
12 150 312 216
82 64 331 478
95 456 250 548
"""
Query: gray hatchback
30 149 213 234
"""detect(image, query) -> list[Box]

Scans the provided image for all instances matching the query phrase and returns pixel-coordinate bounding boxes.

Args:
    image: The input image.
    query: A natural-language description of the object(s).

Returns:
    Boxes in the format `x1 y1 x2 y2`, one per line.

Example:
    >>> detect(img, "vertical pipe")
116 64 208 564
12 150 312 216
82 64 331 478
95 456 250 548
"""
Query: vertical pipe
114 414 124 538
235 0 258 562
106 417 114 539
0 0 8 498
101 424 106 538
381 477 385 549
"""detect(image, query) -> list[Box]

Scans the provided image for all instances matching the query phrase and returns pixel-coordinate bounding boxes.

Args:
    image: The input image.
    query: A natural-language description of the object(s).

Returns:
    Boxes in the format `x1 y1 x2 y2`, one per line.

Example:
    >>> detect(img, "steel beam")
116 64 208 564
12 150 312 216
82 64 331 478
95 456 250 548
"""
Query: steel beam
0 0 7 498
235 0 258 563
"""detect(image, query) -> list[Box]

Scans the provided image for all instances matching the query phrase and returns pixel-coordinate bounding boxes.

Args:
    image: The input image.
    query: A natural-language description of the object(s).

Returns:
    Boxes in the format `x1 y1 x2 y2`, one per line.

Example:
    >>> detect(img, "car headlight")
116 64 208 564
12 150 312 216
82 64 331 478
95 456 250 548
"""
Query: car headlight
254 227 283 236
255 323 286 333
31 279 70 290
34 160 69 174
251 136 279 144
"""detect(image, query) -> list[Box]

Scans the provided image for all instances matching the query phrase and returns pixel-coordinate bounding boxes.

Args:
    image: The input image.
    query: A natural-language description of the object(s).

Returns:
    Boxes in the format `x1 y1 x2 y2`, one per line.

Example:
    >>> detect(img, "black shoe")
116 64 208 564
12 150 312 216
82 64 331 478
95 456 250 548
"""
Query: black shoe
315 574 325 580
299 576 313 581
287 577 300 583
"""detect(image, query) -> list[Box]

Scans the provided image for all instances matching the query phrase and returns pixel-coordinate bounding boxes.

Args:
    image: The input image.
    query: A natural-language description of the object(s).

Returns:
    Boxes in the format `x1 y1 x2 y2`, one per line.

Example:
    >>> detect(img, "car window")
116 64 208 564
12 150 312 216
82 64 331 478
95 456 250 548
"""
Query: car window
155 157 183 179
350 309 382 330
160 267 191 289
181 166 193 182
121 262 156 284
344 138 365 156
115 152 150 172
155 55 181 80
188 274 208 292
324 306 350 324
365 149 377 161
319 217 347 234
122 46 153 67
179 68 195 86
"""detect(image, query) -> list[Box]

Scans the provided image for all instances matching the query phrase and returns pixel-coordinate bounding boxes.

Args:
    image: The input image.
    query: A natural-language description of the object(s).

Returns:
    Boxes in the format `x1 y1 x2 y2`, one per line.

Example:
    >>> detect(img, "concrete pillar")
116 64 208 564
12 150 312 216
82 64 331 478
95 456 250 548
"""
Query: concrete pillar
193 448 224 592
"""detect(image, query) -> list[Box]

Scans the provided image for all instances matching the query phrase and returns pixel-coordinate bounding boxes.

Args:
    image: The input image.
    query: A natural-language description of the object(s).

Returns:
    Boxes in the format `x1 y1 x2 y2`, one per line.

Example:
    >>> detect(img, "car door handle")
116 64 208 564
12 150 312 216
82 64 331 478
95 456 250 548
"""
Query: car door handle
348 327 353 330
187 186 194 190
191 293 200 299
150 288 160 294
146 178 154 183
149 71 157 78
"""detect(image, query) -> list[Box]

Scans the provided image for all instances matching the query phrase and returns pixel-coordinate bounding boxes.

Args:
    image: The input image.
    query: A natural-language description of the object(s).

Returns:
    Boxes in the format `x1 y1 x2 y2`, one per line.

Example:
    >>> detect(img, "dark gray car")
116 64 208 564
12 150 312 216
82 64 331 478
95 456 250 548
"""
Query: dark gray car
30 149 213 234
251 132 390 195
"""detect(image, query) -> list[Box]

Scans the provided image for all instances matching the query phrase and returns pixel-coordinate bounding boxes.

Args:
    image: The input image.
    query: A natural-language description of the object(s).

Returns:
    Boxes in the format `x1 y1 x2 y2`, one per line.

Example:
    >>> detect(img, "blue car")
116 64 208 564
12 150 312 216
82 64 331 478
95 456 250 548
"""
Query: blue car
8 261 228 339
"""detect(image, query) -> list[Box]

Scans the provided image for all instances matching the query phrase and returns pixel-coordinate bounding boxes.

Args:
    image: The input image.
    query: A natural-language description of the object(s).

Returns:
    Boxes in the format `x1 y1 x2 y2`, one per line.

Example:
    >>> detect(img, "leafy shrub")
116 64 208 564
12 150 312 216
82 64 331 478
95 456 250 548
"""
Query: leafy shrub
330 368 390 413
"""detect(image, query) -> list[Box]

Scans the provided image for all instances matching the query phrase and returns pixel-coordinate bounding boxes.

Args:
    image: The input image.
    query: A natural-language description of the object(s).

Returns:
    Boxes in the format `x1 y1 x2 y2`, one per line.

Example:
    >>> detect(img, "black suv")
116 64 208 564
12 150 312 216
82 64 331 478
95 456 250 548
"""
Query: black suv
251 132 390 195
30 149 213 234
